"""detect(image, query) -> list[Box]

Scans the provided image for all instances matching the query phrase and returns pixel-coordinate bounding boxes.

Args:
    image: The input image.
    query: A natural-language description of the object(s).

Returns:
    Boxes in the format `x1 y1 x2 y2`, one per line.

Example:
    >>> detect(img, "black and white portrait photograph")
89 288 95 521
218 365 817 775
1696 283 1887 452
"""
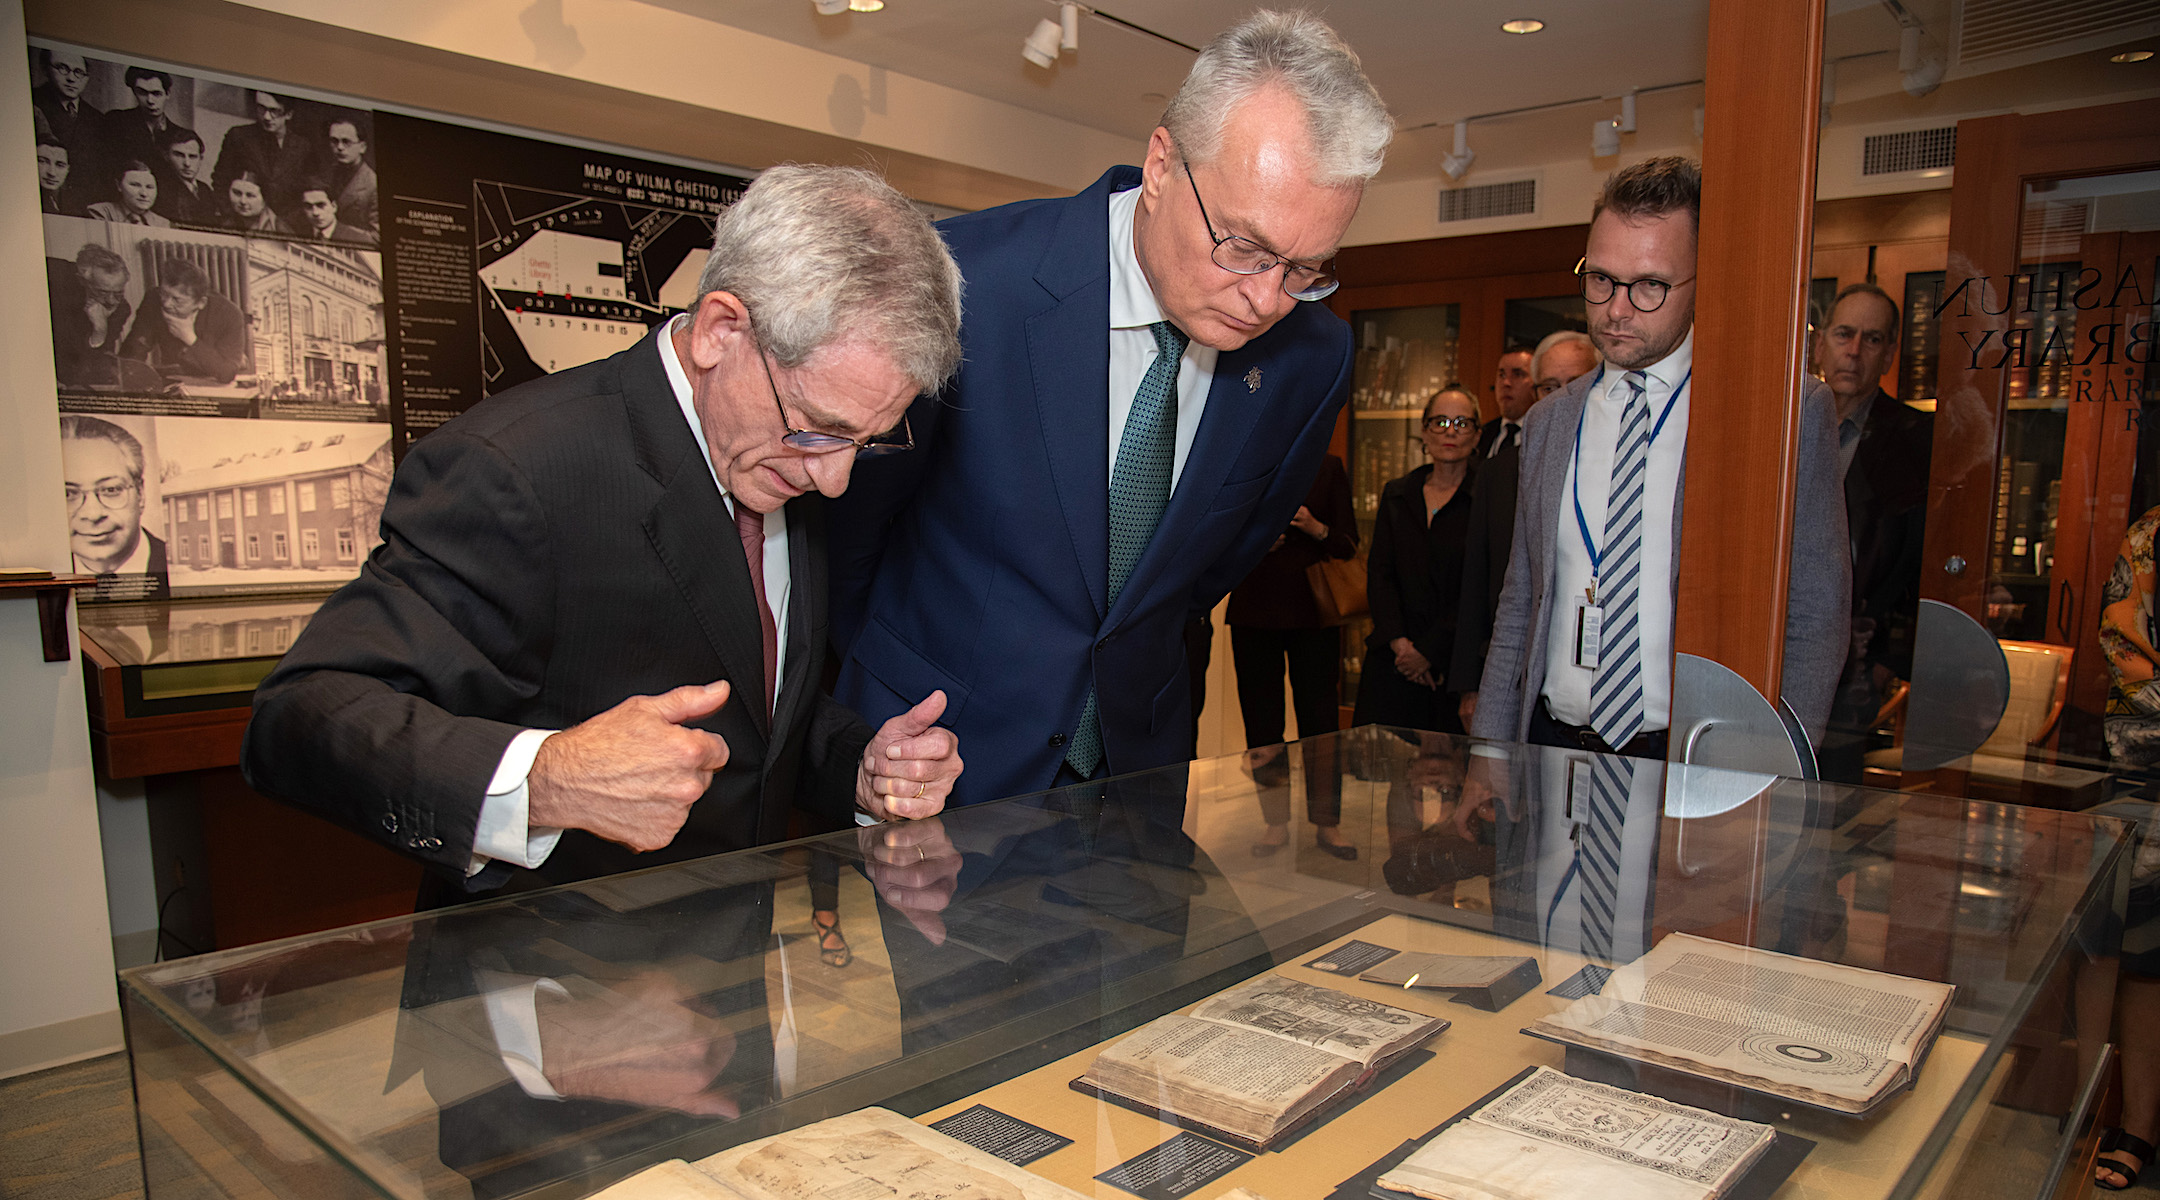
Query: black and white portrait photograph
58 412 169 604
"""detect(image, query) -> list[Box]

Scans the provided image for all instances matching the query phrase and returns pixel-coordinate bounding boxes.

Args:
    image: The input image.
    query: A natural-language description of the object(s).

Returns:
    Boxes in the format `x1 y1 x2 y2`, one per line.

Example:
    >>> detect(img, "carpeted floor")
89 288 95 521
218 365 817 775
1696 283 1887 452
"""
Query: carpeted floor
0 1053 142 1200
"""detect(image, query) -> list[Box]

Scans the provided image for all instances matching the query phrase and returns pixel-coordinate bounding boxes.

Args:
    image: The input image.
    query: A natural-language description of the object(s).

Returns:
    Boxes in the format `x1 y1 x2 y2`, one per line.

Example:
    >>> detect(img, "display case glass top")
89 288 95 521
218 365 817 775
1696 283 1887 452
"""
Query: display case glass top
119 729 2132 1200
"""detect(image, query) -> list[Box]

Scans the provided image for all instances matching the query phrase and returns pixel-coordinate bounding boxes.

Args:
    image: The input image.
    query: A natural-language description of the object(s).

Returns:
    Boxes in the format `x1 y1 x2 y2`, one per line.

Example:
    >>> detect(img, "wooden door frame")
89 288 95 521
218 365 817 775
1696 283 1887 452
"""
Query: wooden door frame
1920 100 2160 623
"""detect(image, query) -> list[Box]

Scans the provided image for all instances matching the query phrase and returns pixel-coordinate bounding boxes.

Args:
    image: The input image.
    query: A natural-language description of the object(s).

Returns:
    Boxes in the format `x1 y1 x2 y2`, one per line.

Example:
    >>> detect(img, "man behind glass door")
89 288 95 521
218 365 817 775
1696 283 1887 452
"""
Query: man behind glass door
1814 282 1930 784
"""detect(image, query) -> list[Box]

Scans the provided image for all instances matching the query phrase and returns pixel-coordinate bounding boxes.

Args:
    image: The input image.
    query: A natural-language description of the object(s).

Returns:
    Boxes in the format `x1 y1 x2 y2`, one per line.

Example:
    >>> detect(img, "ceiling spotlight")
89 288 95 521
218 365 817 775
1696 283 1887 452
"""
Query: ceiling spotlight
1439 120 1475 181
1500 18 1544 34
1023 17 1063 66
1898 22 1944 97
2114 49 2155 63
848 0 883 9
1592 116 1621 158
1025 5 1080 68
1616 90 1636 134
813 0 848 13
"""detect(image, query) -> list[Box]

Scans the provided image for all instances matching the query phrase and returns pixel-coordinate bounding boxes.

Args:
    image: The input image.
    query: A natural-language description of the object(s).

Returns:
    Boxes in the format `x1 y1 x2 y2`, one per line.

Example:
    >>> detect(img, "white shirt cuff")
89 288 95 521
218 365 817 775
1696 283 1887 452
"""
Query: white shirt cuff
855 811 881 827
1469 744 1511 761
479 973 569 1100
467 729 565 876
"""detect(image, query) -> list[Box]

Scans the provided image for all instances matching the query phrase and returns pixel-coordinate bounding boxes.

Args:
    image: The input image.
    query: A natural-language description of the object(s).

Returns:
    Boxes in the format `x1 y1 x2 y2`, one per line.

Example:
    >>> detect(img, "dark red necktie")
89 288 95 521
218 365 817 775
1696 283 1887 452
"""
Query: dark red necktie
733 502 777 717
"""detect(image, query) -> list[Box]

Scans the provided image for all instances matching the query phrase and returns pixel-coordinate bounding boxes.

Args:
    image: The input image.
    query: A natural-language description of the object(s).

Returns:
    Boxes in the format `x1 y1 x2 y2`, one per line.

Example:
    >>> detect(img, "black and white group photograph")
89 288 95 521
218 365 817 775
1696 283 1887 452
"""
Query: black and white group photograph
31 44 378 245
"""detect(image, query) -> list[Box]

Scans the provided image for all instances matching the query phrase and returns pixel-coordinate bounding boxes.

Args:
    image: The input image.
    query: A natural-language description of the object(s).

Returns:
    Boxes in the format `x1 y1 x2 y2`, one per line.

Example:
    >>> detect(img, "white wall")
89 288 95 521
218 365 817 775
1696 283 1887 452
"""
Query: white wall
226 0 1141 196
0 0 123 1078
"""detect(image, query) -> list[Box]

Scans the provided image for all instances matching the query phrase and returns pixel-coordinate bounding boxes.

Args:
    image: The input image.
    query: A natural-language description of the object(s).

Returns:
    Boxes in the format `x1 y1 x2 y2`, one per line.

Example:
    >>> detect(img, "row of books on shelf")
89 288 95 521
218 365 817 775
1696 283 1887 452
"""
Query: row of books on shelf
596 933 1954 1200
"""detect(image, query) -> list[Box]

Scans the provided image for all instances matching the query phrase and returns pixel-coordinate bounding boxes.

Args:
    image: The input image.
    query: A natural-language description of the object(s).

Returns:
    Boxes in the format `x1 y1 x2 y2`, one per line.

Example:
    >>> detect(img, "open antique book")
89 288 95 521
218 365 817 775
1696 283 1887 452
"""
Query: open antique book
588 1107 1086 1200
1377 1067 1778 1200
1074 974 1448 1147
1523 933 1955 1114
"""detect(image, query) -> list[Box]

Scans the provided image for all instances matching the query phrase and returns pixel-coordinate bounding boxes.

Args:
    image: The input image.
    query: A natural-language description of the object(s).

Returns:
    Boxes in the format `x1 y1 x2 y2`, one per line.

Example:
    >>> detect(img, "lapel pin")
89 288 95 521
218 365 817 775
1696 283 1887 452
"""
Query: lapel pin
1244 366 1263 393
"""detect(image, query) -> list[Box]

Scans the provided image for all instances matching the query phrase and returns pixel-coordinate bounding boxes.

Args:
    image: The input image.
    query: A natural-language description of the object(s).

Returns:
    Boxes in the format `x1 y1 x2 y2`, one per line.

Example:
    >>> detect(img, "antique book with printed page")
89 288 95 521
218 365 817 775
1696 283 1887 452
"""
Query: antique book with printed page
1075 975 1448 1146
587 1107 1089 1200
1523 933 1955 1114
1376 1067 1777 1200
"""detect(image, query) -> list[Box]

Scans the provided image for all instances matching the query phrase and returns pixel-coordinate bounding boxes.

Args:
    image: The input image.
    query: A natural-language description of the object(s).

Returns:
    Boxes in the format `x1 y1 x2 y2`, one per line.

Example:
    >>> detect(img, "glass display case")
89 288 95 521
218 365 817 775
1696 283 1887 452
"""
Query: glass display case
120 728 2133 1200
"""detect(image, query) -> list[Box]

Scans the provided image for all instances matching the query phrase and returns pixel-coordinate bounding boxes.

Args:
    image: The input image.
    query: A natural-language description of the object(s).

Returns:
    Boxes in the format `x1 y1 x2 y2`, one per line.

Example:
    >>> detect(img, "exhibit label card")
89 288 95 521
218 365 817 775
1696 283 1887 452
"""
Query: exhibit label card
1095 1133 1251 1200
1302 939 1399 976
926 1105 1072 1166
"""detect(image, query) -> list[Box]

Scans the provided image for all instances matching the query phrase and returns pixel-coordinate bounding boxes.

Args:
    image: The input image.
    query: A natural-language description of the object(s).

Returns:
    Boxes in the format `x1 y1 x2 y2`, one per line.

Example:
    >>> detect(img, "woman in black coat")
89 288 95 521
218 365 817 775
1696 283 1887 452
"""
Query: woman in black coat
1355 387 1479 734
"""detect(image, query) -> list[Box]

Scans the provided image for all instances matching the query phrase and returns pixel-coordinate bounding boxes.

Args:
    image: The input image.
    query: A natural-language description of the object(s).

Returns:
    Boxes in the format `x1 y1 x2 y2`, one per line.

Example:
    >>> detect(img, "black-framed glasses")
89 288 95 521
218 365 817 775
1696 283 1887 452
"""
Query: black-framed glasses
1575 257 1695 313
1183 161 1340 301
1422 415 1479 433
752 334 913 457
66 480 139 511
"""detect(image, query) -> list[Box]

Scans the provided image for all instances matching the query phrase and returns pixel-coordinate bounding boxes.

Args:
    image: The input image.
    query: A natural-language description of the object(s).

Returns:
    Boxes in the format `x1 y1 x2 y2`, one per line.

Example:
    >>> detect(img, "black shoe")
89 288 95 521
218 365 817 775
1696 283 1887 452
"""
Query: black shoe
1316 839 1359 861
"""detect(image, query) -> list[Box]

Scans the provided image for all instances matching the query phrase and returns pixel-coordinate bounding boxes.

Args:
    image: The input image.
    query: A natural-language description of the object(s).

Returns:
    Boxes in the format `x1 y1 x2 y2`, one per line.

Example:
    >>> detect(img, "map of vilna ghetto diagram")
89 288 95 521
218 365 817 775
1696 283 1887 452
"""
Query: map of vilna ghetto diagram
472 181 720 395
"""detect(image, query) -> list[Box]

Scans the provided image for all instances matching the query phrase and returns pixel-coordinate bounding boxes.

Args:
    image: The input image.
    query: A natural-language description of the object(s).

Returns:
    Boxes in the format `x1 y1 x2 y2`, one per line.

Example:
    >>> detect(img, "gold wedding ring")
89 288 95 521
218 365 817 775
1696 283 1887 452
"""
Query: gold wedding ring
914 780 928 800
915 845 927 863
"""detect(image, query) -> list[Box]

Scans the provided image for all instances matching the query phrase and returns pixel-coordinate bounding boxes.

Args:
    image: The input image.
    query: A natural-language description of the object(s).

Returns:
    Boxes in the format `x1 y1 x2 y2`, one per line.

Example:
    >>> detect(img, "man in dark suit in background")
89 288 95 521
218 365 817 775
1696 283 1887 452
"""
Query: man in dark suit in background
1467 158 1847 783
48 244 132 388
1477 345 1536 461
1454 329 1599 727
324 118 379 237
829 11 1393 805
119 259 249 385
36 138 72 214
244 166 965 904
296 181 374 245
1815 282 1932 783
154 131 221 226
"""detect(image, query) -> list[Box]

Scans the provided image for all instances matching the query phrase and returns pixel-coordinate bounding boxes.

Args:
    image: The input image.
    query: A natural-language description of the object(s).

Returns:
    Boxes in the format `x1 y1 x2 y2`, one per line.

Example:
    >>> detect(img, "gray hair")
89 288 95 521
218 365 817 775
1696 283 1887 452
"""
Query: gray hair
695 164 962 392
60 415 145 484
1531 329 1599 379
1161 10 1392 187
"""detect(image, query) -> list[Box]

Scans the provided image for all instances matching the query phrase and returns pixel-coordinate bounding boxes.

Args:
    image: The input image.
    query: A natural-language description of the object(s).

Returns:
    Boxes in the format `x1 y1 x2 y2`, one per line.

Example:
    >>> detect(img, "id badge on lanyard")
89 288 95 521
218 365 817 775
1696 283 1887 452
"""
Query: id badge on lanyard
1574 586 1602 670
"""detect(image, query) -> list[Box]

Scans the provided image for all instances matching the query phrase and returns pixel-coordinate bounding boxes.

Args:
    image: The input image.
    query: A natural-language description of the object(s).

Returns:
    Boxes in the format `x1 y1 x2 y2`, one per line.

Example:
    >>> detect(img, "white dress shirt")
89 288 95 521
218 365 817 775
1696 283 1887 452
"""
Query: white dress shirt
1106 185 1218 488
467 316 791 874
1542 329 1694 733
1487 420 1521 458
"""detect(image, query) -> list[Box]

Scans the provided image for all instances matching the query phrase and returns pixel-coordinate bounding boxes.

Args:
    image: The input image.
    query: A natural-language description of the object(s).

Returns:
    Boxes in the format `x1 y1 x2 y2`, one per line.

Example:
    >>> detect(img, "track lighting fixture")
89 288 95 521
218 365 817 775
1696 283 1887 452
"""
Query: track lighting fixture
1439 120 1474 181
1591 116 1620 158
1024 4 1081 67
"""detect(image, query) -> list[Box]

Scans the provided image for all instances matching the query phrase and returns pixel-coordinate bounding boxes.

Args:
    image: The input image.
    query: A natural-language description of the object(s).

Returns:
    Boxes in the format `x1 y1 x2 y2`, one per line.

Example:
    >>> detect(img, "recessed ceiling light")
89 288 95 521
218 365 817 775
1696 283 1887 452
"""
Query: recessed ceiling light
2113 49 2155 63
847 0 883 10
1500 18 1545 35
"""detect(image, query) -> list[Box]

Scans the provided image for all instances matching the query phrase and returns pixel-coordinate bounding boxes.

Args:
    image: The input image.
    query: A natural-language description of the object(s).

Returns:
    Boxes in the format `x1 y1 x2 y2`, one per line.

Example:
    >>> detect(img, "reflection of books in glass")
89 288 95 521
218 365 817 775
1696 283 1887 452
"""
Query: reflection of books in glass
1522 933 1954 1115
591 1107 1087 1199
1074 975 1447 1148
1376 1066 1778 1200
939 900 1093 963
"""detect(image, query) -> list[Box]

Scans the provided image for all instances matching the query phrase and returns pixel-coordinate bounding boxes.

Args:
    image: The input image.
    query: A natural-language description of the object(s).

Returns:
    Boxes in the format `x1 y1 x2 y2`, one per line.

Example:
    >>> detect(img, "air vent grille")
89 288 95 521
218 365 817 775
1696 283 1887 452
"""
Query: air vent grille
1862 127 1957 176
1437 178 1536 223
1957 0 2160 65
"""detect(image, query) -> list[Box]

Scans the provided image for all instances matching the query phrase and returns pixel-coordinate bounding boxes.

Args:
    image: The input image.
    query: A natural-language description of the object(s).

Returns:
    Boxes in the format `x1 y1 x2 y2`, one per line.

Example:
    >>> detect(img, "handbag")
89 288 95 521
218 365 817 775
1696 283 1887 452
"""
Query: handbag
1306 553 1369 625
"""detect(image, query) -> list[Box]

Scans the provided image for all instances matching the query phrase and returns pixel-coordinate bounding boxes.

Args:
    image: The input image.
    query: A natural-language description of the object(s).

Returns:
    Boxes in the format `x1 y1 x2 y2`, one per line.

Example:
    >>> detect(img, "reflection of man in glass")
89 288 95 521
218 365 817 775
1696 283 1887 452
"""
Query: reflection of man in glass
61 416 167 584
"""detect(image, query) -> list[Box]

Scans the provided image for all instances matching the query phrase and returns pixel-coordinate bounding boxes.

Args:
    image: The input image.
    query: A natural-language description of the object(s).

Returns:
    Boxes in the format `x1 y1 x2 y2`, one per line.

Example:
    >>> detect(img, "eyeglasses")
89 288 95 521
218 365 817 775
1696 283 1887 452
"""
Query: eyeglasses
1183 162 1340 301
752 331 913 457
1575 257 1695 313
67 480 139 511
1422 415 1479 433
1534 379 1568 398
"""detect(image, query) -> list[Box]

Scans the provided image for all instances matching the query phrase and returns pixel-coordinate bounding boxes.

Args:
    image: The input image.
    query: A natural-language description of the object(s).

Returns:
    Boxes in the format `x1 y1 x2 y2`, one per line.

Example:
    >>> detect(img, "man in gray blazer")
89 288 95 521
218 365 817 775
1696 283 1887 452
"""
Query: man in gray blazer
1468 157 1847 771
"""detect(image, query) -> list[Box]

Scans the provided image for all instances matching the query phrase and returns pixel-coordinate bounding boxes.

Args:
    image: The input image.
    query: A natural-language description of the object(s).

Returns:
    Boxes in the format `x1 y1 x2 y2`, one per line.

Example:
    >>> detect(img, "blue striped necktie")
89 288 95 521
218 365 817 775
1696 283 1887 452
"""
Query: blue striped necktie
1589 371 1651 750
1576 755 1635 961
1066 320 1188 779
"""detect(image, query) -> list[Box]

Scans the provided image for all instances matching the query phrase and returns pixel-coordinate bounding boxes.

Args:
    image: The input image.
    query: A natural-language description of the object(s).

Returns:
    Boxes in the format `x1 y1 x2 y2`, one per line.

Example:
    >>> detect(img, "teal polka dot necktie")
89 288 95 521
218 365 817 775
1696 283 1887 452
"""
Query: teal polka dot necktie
1066 320 1188 779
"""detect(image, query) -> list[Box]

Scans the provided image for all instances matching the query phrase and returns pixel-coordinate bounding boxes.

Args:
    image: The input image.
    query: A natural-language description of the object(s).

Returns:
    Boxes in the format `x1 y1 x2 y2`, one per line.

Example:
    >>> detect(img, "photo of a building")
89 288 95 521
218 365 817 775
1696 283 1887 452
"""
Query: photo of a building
247 238 385 419
158 420 389 590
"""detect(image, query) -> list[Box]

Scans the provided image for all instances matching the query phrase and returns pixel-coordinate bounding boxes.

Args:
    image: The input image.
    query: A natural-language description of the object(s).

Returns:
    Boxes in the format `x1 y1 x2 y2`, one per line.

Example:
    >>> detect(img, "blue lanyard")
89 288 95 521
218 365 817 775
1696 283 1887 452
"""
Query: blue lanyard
1570 365 1690 580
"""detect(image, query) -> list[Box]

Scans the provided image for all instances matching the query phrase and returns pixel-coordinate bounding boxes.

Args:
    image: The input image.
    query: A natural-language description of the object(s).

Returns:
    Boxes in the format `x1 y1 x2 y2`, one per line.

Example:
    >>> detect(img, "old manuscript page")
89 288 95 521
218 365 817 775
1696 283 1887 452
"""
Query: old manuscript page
1377 1068 1775 1200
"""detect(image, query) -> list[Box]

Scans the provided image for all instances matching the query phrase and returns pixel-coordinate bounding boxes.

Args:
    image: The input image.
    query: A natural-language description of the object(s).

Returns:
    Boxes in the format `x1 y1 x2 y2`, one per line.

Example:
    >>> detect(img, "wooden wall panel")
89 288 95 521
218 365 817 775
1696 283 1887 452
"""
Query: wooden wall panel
1674 0 1827 702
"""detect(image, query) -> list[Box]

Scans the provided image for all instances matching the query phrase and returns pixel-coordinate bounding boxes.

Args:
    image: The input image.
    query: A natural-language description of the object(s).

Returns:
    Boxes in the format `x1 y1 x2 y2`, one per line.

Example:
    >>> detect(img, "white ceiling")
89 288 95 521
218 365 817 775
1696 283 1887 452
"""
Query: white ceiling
633 0 2158 184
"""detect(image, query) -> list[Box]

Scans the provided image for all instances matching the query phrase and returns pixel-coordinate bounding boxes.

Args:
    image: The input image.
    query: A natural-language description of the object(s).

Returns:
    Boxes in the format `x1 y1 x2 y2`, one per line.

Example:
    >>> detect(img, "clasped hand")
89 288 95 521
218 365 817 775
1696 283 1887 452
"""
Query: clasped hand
528 683 962 855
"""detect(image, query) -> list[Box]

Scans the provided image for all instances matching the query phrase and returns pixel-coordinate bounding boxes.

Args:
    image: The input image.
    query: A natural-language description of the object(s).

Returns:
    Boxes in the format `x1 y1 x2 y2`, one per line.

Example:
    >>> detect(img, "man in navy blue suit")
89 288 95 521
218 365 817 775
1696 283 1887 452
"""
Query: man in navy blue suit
830 11 1393 805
